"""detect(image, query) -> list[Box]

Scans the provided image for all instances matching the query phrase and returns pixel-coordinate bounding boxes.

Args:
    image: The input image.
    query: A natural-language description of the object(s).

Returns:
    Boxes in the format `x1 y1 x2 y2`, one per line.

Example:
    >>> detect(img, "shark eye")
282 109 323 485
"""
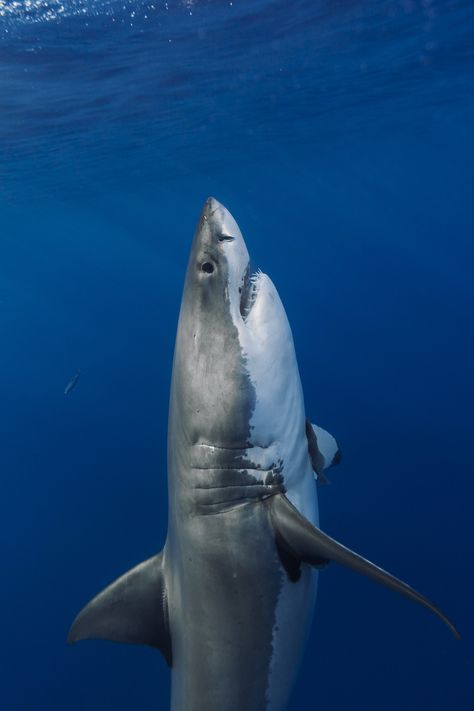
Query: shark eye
218 234 234 242
201 262 214 274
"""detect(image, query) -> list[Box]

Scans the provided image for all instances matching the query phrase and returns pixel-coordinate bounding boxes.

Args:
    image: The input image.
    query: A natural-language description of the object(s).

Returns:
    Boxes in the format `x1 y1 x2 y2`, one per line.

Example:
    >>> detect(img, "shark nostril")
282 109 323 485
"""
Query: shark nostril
218 234 234 242
201 262 214 274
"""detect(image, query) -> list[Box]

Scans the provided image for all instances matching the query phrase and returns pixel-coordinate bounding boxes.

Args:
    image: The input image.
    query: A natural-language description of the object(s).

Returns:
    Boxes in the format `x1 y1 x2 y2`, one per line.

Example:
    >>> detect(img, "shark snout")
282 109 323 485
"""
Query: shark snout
201 197 244 247
205 196 222 217
203 197 235 239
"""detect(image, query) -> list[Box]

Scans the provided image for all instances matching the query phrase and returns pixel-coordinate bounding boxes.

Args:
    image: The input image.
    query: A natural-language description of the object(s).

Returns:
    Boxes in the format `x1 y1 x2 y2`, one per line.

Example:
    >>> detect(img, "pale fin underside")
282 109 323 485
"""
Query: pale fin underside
68 552 172 665
269 493 460 640
305 419 341 484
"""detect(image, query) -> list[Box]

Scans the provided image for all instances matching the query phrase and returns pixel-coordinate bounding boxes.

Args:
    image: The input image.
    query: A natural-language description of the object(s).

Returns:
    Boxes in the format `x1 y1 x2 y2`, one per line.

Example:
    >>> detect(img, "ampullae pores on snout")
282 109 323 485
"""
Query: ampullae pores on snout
69 198 459 711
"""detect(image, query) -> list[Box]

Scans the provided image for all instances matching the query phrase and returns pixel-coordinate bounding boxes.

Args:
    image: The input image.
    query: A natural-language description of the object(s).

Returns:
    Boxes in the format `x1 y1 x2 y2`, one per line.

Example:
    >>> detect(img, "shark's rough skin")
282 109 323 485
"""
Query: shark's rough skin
69 198 459 711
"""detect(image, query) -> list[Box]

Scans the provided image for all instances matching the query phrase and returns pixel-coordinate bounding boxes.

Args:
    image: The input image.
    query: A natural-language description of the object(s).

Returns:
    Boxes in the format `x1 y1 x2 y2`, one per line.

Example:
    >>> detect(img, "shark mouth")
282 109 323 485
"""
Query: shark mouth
239 266 262 321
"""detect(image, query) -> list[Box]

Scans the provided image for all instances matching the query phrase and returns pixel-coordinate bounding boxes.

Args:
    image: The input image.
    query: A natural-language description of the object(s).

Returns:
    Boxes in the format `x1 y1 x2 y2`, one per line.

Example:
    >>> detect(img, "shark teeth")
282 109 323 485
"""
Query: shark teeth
239 267 261 321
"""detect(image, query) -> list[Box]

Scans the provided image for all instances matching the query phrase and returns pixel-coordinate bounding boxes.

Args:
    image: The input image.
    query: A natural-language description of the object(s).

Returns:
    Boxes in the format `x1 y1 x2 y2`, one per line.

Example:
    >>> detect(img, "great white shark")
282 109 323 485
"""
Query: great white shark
69 197 459 711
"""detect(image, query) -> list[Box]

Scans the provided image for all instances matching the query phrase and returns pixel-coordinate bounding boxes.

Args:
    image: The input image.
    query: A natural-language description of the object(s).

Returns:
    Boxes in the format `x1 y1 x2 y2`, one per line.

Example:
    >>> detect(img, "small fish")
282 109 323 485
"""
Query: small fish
64 370 80 396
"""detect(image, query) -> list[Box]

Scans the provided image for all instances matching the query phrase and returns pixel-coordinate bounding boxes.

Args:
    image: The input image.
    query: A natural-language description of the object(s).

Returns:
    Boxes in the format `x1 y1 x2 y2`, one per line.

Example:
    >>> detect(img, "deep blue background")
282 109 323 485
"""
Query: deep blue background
1 1 473 709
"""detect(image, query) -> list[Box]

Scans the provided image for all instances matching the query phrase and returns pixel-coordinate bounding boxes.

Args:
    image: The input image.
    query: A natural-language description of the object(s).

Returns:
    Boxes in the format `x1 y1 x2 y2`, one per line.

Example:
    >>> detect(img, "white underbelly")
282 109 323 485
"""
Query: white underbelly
266 464 319 711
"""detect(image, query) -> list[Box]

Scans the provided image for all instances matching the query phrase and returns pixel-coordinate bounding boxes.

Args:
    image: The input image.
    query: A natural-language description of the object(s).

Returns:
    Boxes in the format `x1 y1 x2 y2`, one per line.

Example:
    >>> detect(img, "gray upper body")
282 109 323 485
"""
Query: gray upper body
164 198 318 711
68 198 459 711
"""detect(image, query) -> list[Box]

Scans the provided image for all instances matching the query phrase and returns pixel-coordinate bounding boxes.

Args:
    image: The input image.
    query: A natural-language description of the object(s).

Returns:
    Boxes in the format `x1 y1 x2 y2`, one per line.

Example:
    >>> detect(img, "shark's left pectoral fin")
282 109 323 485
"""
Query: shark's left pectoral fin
269 494 460 639
306 419 341 484
68 552 172 665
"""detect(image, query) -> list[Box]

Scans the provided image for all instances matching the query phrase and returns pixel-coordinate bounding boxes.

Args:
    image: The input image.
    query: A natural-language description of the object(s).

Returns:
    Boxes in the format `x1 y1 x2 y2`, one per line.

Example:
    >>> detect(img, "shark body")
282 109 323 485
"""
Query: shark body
69 198 459 711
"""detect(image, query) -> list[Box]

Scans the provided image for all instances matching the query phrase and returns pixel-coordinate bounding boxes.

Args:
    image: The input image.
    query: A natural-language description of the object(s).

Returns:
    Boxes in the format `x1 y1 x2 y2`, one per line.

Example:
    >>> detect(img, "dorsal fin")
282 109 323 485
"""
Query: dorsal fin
68 552 172 665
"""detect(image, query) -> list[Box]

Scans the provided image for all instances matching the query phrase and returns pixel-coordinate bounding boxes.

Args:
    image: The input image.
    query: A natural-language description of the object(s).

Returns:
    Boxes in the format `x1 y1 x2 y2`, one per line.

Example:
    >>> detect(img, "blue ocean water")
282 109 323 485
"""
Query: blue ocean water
1 1 473 709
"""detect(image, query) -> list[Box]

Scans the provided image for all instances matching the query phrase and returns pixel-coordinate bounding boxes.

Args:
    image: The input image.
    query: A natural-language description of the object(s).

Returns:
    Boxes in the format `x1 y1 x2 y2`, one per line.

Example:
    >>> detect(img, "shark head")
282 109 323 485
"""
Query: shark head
183 196 252 329
170 197 306 477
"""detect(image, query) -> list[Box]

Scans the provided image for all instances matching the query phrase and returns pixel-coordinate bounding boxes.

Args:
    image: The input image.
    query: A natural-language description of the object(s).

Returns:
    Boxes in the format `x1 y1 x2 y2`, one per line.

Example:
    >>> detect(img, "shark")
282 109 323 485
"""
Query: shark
69 197 459 711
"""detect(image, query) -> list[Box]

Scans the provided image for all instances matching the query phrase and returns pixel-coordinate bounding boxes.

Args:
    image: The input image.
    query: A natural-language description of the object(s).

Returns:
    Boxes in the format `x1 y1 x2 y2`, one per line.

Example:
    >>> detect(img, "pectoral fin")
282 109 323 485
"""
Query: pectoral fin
68 552 172 665
269 494 460 639
306 419 341 484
